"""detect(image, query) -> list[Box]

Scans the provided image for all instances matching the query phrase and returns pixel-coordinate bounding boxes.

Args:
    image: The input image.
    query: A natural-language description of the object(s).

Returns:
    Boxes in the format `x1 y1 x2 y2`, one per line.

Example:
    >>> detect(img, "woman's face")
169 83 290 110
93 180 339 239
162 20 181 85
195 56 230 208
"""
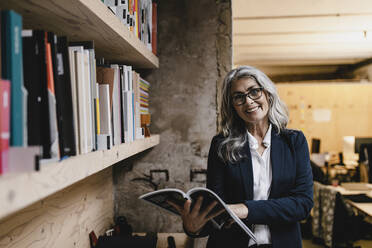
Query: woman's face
231 77 270 127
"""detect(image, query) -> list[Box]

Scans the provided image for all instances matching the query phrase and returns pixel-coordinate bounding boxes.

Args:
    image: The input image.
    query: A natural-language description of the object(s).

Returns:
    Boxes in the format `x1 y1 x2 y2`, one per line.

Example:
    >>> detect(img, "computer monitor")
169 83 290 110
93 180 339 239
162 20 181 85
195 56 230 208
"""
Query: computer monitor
354 137 372 153
311 138 321 154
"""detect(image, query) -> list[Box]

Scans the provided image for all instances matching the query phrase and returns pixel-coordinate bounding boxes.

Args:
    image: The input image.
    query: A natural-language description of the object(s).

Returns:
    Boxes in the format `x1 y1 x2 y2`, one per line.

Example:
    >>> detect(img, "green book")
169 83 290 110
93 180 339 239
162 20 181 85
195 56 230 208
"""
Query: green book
1 10 26 146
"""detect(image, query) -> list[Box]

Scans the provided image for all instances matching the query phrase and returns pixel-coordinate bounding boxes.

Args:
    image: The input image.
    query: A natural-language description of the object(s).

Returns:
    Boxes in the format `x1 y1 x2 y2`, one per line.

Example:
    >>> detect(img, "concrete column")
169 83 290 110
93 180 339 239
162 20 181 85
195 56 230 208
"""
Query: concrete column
113 0 232 237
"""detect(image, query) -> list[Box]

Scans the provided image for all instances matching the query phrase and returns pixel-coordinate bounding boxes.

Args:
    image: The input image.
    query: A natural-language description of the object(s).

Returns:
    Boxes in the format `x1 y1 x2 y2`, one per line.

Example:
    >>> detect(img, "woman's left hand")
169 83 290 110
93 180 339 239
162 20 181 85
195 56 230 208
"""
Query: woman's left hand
227 203 248 219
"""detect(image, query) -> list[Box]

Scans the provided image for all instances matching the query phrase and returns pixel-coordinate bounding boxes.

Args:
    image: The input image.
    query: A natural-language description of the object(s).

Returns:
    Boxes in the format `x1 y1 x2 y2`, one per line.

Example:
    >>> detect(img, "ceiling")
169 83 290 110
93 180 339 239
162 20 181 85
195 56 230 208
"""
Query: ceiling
232 0 372 77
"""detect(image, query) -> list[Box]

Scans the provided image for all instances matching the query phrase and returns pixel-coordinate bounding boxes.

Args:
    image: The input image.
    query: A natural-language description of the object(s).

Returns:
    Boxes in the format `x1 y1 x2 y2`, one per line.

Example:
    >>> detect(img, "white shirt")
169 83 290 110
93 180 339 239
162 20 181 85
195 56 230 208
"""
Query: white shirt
247 124 272 246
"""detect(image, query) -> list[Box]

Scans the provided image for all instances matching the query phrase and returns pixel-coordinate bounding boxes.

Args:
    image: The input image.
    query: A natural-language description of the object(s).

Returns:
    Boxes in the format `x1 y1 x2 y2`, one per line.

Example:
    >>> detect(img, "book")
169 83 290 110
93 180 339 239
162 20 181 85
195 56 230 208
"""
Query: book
45 35 60 159
83 49 93 152
110 64 122 146
116 0 129 29
47 32 63 157
56 36 76 156
140 187 257 243
122 65 133 142
151 1 157 54
123 91 133 142
132 72 141 139
98 84 112 142
97 66 115 109
69 41 97 151
0 11 2 78
119 65 125 143
97 66 115 146
144 0 152 50
22 30 49 156
68 46 80 155
0 80 10 174
69 46 89 154
50 34 77 157
1 10 27 147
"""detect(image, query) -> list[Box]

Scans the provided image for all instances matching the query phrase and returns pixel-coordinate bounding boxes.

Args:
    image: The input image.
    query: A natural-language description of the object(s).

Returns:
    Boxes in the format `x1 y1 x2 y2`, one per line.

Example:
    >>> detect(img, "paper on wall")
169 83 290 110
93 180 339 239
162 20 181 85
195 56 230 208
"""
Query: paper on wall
312 109 331 122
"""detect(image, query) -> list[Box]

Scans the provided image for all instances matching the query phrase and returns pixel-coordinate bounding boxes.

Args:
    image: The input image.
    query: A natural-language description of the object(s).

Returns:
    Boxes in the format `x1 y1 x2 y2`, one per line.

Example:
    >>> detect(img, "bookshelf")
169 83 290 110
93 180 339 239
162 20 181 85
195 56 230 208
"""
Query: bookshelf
0 0 159 68
0 3 160 247
0 134 159 220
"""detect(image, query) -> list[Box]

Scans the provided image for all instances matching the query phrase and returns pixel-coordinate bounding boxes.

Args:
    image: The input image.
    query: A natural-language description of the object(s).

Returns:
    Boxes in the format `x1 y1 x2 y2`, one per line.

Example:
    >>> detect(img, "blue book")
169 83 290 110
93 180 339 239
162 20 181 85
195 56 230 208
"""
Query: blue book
1 10 26 146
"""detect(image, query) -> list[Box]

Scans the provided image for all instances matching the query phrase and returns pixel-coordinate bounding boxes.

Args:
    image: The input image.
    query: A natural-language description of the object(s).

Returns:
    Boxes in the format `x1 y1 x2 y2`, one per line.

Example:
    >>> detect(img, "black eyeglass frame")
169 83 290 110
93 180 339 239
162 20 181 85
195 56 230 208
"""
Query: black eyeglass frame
232 87 264 106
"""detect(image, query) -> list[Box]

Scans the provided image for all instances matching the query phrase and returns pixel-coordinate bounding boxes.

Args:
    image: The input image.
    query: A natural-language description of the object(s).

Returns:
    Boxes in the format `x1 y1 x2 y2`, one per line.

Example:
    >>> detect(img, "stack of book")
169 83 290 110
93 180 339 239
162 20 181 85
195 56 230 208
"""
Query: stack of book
96 64 145 149
0 10 151 175
102 0 157 54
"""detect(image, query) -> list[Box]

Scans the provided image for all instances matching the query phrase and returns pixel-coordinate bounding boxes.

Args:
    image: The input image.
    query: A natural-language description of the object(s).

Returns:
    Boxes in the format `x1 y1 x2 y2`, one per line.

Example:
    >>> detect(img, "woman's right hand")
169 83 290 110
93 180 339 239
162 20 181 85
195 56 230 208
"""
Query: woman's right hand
167 196 225 234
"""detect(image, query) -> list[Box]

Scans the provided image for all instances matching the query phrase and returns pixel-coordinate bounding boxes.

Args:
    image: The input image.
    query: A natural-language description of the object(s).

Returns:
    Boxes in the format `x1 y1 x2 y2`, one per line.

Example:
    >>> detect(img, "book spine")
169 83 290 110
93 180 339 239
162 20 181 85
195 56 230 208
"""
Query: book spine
110 65 121 146
132 91 135 141
0 80 10 174
135 0 139 36
152 2 157 54
83 50 93 152
91 55 98 150
2 10 25 147
95 82 101 135
45 40 60 159
68 48 80 155
119 65 125 143
73 47 89 154
98 84 111 136
56 36 77 156
0 11 2 78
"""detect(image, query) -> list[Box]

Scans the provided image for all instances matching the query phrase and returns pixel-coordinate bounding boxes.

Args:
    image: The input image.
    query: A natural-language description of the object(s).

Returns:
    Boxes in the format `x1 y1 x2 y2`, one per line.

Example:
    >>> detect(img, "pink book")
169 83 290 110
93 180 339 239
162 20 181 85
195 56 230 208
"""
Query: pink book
0 80 10 175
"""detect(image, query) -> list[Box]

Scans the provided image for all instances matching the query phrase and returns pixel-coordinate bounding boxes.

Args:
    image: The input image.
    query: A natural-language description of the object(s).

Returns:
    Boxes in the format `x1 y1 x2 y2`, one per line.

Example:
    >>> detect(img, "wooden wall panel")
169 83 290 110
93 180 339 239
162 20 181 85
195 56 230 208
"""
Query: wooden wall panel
277 83 372 153
0 168 113 248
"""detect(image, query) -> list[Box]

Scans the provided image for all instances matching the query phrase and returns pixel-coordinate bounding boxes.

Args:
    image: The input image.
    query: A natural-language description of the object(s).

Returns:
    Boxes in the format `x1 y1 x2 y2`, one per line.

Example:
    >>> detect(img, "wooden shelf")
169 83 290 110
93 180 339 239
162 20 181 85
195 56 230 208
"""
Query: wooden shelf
0 0 159 68
0 135 160 220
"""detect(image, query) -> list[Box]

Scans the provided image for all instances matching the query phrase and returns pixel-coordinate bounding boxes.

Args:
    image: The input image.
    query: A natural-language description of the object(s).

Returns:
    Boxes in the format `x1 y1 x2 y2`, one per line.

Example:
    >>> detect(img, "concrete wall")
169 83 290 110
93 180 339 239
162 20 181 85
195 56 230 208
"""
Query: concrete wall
113 0 232 236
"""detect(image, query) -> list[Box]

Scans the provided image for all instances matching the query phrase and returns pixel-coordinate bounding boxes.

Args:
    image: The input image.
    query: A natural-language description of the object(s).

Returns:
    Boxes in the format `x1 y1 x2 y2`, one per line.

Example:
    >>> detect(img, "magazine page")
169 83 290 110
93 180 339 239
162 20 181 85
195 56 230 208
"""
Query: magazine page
187 187 257 243
186 188 231 228
140 187 257 244
139 188 189 216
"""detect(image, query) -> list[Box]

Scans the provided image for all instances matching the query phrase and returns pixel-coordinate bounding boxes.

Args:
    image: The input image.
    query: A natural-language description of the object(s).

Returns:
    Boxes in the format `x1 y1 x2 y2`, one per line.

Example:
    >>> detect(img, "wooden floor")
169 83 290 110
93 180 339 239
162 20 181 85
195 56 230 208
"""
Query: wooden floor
303 239 372 248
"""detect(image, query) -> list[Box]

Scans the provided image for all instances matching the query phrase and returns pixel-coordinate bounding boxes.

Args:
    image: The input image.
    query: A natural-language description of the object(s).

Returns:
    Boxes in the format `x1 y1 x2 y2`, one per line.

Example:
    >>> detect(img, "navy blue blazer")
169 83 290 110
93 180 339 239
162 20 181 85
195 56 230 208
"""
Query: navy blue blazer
202 128 313 248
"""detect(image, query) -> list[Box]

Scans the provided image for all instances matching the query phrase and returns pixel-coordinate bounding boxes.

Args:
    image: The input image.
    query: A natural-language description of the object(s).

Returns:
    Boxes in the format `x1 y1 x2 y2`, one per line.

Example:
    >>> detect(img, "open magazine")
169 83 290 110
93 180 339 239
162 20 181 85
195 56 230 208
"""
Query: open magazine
139 187 257 243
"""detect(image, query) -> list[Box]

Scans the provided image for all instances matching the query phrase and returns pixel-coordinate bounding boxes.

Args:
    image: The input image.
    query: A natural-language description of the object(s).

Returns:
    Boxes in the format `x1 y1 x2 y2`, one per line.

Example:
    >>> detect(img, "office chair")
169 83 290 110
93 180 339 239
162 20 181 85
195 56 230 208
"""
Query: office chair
359 144 372 183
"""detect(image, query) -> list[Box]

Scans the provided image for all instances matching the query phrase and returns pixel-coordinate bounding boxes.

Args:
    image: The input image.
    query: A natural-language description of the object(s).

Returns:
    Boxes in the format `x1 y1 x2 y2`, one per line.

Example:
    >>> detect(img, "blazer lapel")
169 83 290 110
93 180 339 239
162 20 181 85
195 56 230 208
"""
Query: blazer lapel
239 141 254 200
269 128 284 198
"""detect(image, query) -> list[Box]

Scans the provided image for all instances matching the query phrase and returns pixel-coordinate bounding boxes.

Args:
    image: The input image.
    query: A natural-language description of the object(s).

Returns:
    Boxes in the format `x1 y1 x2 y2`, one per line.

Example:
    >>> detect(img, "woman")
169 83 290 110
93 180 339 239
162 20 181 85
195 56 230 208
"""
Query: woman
171 66 313 248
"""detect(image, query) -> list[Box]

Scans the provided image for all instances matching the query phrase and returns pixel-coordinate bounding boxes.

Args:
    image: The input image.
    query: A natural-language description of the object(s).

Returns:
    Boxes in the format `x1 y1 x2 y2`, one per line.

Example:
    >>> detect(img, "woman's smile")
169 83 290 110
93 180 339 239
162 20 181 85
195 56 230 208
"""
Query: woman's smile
245 105 260 113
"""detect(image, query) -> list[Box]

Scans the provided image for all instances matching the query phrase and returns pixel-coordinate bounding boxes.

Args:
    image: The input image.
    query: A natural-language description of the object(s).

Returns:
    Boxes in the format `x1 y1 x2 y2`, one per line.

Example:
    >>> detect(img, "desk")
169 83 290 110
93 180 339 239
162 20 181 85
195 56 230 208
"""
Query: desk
312 182 372 247
328 183 372 195
329 183 372 224
345 201 372 224
311 158 358 185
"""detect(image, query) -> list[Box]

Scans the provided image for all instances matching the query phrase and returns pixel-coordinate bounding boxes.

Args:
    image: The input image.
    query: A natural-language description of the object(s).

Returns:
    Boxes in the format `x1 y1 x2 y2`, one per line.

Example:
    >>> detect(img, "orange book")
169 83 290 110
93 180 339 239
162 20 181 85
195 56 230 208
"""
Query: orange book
45 43 55 94
129 0 134 32
135 0 139 38
44 32 59 159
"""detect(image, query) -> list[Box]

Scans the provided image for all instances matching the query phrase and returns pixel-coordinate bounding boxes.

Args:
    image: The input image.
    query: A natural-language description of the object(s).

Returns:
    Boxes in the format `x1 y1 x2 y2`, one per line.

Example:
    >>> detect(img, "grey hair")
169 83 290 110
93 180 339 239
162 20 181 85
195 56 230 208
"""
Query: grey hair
218 65 289 163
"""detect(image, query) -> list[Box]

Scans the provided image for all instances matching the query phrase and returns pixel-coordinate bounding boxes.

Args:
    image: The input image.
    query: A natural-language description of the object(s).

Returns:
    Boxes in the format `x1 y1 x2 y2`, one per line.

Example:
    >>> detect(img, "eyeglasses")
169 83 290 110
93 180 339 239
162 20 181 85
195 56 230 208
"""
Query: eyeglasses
232 87 264 106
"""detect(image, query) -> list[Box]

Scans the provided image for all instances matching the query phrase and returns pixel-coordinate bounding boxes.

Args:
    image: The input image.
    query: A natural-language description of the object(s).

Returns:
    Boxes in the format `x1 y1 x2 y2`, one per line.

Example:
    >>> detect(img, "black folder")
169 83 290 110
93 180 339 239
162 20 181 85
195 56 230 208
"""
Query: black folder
22 30 51 158
55 36 76 156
